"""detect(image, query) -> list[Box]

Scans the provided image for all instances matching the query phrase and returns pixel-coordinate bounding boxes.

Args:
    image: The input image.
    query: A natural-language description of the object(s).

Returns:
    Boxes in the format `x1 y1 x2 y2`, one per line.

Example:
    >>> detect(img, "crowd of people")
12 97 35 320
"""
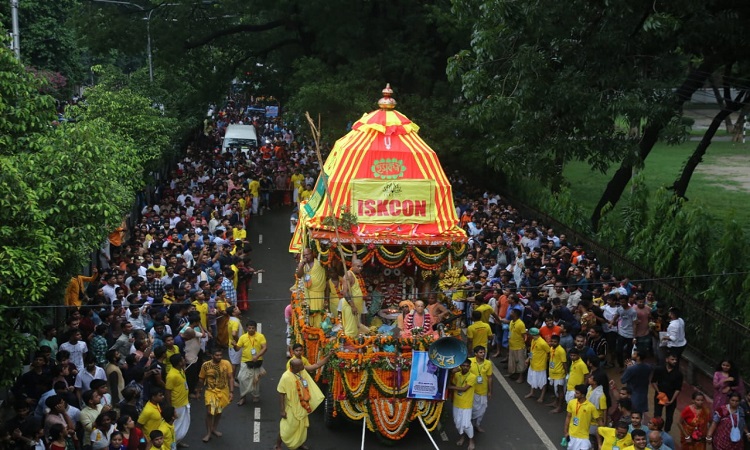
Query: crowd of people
3 96 749 450
439 187 750 449
3 98 324 450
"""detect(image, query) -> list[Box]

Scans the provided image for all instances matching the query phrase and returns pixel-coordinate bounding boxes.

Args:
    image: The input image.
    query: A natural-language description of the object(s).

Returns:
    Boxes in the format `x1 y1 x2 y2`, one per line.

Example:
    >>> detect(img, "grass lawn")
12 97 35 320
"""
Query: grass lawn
561 140 750 229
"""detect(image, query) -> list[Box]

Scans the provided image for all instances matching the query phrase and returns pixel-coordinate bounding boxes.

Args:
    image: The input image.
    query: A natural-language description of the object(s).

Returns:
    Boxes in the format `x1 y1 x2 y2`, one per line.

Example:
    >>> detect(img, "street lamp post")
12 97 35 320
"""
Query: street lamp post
93 0 174 82
10 0 20 59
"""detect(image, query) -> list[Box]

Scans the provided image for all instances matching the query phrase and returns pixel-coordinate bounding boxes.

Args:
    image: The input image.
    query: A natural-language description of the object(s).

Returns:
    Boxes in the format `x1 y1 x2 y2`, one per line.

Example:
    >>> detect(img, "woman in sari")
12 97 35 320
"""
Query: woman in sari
707 391 750 450
713 359 745 413
679 391 710 450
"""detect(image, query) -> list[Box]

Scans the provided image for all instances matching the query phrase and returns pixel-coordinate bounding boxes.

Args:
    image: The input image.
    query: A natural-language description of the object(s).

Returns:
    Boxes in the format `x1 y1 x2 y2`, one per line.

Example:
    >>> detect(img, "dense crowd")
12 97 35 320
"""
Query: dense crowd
440 185 750 450
2 98 749 450
3 98 322 450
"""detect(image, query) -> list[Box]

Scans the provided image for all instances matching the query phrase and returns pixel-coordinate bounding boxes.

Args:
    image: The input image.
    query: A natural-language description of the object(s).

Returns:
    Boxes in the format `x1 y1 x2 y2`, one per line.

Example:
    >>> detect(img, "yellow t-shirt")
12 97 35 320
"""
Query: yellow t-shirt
157 420 176 450
138 401 163 438
149 265 167 277
299 189 313 202
468 358 492 396
451 371 477 409
597 427 633 450
192 301 209 330
467 322 493 349
236 332 266 362
566 398 599 439
285 356 310 371
567 358 589 391
474 304 493 324
549 345 567 379
592 296 604 307
587 388 608 416
164 345 180 373
228 317 241 344
508 319 527 350
290 174 304 190
232 227 247 241
165 368 189 408
248 180 260 197
529 337 550 371
162 294 175 306
452 276 469 300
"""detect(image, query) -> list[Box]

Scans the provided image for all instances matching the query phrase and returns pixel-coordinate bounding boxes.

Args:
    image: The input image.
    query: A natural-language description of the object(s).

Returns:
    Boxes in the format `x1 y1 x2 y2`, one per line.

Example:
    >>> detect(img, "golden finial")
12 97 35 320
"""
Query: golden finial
377 83 397 110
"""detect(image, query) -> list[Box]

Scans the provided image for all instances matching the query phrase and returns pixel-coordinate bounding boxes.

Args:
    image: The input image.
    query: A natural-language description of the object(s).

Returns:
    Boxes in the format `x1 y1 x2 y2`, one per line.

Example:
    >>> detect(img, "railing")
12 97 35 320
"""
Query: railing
501 192 750 373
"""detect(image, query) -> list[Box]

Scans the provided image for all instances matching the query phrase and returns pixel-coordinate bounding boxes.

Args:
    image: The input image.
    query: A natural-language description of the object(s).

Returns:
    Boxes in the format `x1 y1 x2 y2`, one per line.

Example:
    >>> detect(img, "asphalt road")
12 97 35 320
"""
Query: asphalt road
182 207 565 450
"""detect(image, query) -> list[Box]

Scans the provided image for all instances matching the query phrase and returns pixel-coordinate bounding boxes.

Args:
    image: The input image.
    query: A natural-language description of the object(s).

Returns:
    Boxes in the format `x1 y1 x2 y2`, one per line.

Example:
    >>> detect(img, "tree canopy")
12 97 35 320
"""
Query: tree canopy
448 0 750 228
0 45 177 387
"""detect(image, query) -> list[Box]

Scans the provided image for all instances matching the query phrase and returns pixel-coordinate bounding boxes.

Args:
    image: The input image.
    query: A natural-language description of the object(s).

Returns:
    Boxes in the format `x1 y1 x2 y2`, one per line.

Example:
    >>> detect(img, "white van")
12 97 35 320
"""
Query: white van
221 124 258 154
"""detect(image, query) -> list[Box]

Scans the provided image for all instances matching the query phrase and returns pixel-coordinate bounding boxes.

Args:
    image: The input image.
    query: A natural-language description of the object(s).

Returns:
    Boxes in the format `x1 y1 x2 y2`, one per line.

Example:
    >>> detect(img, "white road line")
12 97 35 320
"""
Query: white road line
259 234 263 244
491 363 557 450
253 420 260 442
254 407 261 420
258 272 263 284
257 323 262 334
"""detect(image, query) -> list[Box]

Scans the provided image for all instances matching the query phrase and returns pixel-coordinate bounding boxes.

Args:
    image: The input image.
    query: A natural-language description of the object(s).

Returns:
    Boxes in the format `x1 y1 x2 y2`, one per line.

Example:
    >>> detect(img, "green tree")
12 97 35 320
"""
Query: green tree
0 0 85 87
0 42 172 387
448 0 750 229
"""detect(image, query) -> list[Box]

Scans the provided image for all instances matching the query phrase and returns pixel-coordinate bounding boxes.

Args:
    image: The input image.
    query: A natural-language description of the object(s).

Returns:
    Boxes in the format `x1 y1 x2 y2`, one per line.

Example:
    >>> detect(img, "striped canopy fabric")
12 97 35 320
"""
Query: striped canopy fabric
289 105 466 252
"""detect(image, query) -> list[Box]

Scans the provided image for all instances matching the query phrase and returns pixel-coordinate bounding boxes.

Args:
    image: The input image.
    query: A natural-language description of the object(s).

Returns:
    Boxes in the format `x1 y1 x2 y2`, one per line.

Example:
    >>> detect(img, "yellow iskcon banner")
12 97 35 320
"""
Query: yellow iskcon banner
350 179 435 223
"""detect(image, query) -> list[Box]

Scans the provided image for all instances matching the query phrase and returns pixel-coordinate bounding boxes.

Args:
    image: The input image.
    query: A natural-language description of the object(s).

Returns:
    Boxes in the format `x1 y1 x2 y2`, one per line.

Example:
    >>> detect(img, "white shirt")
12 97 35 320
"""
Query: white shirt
666 318 687 347
74 366 106 392
60 341 88 372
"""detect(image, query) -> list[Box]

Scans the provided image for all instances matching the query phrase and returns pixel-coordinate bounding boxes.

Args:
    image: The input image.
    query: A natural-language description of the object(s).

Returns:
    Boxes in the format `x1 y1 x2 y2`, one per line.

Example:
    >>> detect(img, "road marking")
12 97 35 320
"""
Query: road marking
259 234 263 244
254 407 261 420
258 272 263 284
253 419 260 442
491 363 557 450
257 323 262 334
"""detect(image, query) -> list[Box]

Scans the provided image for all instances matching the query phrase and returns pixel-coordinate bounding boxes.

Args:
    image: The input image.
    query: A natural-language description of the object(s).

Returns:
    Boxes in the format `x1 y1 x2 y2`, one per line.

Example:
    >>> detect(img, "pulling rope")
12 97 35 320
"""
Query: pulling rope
417 415 441 450
360 418 367 450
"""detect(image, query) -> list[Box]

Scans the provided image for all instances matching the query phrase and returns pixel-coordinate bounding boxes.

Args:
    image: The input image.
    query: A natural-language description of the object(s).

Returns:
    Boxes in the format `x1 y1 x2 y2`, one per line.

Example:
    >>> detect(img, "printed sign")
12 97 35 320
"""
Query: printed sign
407 351 448 400
350 179 435 223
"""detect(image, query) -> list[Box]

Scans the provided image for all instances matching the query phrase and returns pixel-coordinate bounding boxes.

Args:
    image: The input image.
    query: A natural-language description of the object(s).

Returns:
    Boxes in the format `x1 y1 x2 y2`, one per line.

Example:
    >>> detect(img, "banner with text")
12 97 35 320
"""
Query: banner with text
407 351 448 400
350 179 435 224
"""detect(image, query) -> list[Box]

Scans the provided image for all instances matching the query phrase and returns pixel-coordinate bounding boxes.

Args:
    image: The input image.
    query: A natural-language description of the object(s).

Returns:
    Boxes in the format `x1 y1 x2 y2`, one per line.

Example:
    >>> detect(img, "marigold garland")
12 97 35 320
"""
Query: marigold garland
370 398 412 440
295 375 312 413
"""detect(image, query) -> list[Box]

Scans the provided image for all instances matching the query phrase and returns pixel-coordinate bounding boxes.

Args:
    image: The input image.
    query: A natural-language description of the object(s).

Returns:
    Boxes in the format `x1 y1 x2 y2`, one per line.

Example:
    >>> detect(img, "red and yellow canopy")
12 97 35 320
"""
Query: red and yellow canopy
290 86 466 252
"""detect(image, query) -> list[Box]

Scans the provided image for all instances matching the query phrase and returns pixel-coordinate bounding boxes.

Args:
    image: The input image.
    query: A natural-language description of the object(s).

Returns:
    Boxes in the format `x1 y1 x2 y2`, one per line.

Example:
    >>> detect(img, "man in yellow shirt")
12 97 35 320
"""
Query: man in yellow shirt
563 384 601 450
157 406 177 450
469 346 493 433
566 347 589 403
622 429 648 450
448 360 477 450
232 222 247 242
473 298 495 324
233 320 267 405
137 389 166 441
548 334 568 413
597 421 633 450
191 291 209 330
298 184 313 203
505 308 527 383
525 328 550 402
248 178 261 214
295 248 327 328
467 311 493 355
289 170 304 205
165 354 190 445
